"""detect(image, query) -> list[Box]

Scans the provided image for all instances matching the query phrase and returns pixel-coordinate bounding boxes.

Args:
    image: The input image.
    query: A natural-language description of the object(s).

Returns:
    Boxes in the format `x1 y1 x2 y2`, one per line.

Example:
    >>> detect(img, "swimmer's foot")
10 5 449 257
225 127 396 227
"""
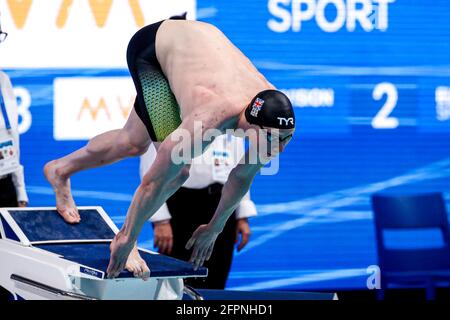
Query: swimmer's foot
126 246 150 280
44 160 80 224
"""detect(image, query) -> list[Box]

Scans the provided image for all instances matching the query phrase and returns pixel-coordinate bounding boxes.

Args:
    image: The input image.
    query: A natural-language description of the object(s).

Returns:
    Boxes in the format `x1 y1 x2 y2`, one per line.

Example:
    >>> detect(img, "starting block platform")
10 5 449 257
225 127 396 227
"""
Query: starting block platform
0 207 207 300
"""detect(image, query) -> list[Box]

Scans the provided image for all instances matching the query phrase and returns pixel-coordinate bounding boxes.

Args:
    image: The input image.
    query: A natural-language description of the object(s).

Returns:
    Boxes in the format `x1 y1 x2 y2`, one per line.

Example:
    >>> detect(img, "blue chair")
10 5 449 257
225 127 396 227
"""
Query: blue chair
371 192 450 300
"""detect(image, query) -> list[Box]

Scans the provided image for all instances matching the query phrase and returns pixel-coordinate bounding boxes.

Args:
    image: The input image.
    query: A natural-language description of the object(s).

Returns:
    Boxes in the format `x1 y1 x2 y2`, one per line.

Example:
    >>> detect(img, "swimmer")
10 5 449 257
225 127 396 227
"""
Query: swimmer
44 14 295 279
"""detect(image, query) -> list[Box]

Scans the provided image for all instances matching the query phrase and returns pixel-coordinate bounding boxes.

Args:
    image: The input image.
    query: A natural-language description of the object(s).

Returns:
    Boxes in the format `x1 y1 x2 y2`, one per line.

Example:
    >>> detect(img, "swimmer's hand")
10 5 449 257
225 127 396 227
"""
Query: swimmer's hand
186 224 220 270
107 232 135 279
153 221 173 255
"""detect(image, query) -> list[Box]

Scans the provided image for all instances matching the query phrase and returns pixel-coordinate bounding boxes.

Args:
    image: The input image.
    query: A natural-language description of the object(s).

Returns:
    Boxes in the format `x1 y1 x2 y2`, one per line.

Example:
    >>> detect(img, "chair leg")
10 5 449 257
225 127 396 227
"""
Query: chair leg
425 282 436 300
376 289 385 300
377 278 387 300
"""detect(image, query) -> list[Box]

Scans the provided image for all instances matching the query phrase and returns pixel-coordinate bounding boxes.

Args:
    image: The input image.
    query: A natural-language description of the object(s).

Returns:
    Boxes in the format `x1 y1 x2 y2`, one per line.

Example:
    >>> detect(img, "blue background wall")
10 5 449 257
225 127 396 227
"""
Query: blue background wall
4 0 450 291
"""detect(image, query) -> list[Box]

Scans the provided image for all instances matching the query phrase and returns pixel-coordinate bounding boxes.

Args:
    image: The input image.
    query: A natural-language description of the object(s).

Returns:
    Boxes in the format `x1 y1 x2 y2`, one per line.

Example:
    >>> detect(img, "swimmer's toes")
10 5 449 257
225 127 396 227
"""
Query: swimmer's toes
57 207 80 224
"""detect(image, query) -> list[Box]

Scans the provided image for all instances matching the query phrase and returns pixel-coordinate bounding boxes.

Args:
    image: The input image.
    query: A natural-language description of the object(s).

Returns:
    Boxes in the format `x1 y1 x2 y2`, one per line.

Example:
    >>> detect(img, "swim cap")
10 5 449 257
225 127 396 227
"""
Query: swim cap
245 90 295 129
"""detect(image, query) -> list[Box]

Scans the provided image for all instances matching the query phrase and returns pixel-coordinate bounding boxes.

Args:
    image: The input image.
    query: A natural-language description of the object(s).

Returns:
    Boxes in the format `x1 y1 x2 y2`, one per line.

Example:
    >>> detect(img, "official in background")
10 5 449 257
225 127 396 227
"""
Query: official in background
0 18 29 208
140 134 257 289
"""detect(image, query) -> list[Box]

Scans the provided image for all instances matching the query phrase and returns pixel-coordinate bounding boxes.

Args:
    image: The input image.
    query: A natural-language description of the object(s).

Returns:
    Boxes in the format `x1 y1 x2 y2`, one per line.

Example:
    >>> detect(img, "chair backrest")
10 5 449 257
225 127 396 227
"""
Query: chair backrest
371 192 450 273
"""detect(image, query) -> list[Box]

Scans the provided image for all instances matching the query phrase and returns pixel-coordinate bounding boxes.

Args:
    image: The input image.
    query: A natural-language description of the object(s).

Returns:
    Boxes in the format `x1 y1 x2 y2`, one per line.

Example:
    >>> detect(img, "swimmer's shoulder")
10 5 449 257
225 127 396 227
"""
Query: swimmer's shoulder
184 88 240 118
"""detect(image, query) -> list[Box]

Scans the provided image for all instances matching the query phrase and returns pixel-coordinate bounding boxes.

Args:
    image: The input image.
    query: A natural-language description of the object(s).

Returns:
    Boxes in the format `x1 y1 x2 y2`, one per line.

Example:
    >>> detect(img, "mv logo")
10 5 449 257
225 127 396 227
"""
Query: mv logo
6 0 145 29
277 117 294 127
78 97 134 121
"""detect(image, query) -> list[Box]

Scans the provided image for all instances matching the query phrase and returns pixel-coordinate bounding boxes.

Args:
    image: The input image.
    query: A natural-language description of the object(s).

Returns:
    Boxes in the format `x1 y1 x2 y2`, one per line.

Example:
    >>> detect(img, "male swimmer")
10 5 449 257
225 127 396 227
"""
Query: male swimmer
44 15 295 279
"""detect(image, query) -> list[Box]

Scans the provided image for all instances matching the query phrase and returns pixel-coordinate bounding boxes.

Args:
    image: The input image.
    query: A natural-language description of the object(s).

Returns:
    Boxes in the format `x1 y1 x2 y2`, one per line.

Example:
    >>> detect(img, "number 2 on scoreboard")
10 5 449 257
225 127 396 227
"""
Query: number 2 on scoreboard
371 82 399 129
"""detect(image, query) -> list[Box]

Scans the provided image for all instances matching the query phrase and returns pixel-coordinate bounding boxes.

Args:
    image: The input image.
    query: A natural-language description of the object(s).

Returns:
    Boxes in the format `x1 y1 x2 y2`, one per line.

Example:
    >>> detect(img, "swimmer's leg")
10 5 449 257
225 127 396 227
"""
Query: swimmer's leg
44 107 151 223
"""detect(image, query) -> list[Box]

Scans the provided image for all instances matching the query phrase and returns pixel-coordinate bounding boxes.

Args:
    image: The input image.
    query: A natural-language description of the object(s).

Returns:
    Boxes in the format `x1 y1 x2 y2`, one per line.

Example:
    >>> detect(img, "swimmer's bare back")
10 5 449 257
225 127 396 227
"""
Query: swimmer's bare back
155 20 274 124
106 20 296 278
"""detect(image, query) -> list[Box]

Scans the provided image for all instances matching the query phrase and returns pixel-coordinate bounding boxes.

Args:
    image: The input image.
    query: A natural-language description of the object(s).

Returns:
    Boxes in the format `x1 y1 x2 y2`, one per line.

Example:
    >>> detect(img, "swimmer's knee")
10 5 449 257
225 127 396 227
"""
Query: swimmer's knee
126 143 149 157
118 130 150 157
178 164 191 183
171 164 190 186
181 164 191 179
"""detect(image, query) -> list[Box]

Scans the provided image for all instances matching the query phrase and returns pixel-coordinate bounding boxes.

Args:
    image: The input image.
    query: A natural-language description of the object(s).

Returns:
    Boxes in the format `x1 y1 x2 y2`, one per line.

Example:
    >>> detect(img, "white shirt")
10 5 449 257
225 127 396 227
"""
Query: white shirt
140 134 257 222
0 71 28 202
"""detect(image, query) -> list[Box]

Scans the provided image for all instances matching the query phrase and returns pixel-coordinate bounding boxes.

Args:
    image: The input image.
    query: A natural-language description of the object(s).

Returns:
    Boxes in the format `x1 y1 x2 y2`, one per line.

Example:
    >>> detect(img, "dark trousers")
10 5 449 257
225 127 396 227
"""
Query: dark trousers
0 175 17 207
166 184 237 289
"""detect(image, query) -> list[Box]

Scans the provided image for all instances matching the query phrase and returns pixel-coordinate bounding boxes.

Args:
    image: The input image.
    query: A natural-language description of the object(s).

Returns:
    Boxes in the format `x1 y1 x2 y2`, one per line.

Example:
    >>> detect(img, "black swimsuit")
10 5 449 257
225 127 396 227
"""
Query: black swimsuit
126 14 186 141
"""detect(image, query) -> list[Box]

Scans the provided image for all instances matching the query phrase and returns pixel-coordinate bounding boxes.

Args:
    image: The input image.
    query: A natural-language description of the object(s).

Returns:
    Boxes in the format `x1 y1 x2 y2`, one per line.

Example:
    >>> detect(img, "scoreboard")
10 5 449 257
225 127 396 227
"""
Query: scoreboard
198 0 450 135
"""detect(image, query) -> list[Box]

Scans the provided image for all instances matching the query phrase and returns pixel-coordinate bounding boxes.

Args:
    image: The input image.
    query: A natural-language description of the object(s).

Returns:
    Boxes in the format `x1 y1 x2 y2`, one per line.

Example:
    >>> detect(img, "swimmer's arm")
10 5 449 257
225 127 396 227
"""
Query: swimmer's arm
185 151 264 269
208 153 264 233
120 116 204 242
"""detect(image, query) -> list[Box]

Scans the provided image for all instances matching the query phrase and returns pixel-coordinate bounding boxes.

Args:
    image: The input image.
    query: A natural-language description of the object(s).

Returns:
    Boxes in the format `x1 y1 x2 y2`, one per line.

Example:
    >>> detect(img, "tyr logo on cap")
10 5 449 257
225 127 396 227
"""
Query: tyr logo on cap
277 117 294 127
250 98 265 117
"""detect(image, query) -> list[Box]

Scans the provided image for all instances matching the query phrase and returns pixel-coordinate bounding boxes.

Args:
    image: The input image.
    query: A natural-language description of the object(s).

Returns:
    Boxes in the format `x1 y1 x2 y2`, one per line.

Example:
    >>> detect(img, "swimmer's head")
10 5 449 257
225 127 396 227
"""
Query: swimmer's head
237 89 295 160
244 89 295 130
